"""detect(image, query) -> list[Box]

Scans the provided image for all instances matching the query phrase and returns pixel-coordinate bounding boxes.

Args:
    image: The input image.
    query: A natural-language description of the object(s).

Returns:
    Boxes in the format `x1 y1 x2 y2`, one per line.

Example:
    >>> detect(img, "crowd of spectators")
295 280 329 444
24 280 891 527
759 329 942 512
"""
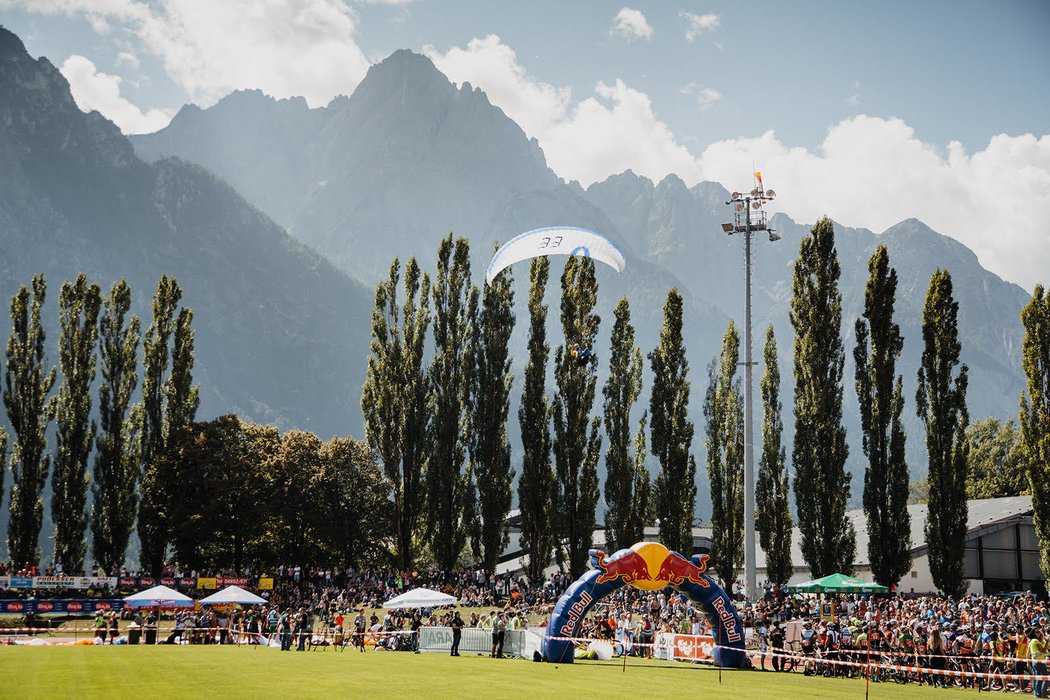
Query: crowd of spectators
4 560 1050 695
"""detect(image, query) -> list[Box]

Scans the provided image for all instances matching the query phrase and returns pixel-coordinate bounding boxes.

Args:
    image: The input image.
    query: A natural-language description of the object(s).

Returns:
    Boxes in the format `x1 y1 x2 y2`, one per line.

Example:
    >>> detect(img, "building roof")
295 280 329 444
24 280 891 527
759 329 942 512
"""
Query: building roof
755 496 1034 572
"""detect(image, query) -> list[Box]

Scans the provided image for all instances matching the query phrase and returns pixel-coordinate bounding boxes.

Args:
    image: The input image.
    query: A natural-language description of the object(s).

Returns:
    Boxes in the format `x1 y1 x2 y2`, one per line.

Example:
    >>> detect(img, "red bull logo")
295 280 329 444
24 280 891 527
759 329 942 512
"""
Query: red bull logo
593 549 653 586
655 552 711 588
591 542 715 591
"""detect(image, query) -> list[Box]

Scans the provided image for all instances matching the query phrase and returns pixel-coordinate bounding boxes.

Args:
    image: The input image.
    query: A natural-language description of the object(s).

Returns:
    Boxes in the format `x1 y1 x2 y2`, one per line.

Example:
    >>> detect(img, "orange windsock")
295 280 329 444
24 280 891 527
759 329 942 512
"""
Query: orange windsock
755 171 764 190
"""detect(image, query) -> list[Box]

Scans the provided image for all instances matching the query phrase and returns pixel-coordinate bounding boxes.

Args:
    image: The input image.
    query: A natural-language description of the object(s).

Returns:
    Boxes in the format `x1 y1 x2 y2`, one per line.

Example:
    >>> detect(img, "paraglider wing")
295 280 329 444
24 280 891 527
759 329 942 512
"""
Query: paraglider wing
485 227 626 285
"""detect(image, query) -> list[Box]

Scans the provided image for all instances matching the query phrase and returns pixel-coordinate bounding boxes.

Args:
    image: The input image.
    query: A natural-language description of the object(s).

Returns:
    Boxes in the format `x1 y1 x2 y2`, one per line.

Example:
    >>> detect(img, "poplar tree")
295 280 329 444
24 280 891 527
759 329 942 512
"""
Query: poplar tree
52 273 102 572
916 268 969 597
138 275 183 575
602 298 647 553
165 307 199 434
468 257 515 572
1020 285 1050 579
91 280 141 572
855 245 911 589
756 325 793 587
427 235 475 570
518 257 556 583
790 217 855 577
552 257 602 577
361 258 430 569
649 288 696 555
4 275 57 567
705 322 744 590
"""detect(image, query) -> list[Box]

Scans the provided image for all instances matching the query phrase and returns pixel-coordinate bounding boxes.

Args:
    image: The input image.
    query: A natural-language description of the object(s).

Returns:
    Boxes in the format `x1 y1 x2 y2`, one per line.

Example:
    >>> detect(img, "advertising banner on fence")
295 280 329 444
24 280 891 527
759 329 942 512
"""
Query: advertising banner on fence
417 627 525 658
197 577 217 590
0 599 125 615
257 577 273 591
1 576 117 590
670 634 714 662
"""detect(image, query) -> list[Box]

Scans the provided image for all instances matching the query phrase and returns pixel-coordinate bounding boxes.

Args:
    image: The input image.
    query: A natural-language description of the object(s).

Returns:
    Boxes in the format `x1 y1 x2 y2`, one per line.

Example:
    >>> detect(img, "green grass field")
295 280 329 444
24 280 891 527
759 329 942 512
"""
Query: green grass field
0 646 986 699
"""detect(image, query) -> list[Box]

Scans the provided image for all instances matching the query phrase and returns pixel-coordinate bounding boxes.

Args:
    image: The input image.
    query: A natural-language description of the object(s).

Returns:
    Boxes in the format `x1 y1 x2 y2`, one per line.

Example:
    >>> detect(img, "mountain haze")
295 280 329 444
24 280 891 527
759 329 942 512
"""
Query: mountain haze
131 49 1030 496
0 26 372 444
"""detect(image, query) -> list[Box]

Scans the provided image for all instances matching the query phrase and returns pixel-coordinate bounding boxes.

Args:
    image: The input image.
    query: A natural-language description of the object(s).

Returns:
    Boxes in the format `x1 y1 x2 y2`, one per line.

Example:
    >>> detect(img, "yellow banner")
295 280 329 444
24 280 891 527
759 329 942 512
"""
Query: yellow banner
257 577 273 591
197 577 217 590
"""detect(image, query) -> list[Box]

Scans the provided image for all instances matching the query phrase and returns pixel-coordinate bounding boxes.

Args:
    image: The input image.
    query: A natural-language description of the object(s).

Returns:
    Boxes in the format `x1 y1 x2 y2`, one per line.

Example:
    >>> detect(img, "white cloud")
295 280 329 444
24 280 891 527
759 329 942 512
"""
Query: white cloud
695 117 1050 290
427 36 1050 289
6 0 371 108
60 54 173 133
698 87 721 111
610 7 653 41
424 35 700 186
680 11 719 42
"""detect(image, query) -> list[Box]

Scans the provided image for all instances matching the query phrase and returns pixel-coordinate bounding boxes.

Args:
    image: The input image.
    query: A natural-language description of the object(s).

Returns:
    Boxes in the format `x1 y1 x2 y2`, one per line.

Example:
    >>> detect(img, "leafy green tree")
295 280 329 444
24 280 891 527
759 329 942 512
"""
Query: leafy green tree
518 257 557 583
0 429 6 514
317 436 394 568
552 257 603 577
602 297 647 553
91 280 141 573
854 245 911 589
1019 285 1050 579
165 307 199 434
138 275 183 575
705 322 744 590
4 275 57 567
164 416 278 572
790 217 855 577
52 273 102 572
468 257 515 571
263 430 325 565
966 418 1027 499
361 258 431 570
427 235 476 569
649 288 696 556
756 325 792 587
916 268 969 597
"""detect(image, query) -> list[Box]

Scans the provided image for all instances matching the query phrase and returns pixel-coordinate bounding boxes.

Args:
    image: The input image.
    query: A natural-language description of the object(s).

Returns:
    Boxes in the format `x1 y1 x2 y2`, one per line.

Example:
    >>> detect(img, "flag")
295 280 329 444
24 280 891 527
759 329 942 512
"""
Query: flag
755 171 764 191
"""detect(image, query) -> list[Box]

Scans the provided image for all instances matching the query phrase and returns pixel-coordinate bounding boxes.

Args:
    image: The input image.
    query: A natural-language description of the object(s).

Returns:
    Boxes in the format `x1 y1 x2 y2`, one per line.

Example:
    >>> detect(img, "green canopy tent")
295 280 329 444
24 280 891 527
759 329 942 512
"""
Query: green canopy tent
785 573 888 595
785 573 888 619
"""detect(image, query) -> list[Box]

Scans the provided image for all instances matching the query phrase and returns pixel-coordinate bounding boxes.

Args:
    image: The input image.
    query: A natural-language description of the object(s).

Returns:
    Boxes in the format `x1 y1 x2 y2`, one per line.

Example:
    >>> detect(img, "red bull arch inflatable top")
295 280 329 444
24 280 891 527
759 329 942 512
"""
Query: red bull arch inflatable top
542 541 746 667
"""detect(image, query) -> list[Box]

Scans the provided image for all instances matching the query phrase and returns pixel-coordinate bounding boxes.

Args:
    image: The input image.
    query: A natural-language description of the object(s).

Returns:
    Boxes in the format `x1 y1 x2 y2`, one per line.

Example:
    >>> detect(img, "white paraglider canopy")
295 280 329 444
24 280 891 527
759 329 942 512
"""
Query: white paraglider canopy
485 227 626 285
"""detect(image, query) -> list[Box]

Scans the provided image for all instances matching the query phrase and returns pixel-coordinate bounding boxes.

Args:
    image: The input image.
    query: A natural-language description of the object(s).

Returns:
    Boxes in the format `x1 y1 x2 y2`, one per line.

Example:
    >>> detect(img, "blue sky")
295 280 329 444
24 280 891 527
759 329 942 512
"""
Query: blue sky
2 0 1048 288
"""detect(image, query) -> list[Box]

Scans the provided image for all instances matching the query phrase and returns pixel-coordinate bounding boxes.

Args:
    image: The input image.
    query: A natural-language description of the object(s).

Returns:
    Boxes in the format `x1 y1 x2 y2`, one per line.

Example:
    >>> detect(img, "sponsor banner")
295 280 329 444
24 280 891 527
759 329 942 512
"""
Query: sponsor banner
0 599 125 615
257 577 273 591
32 576 80 588
218 577 248 587
161 577 176 587
417 627 525 658
197 577 218 590
671 634 714 662
9 577 34 589
179 578 197 589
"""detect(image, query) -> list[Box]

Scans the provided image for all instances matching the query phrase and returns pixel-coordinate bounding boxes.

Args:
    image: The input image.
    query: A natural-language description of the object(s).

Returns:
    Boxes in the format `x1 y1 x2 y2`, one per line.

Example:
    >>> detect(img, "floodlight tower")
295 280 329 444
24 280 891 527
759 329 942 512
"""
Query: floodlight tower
721 179 779 602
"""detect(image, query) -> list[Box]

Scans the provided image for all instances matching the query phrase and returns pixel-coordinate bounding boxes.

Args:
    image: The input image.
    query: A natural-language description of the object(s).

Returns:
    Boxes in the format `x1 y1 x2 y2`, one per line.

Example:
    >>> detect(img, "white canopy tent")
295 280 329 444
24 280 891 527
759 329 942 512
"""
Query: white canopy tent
198 585 267 606
123 584 195 607
383 587 458 609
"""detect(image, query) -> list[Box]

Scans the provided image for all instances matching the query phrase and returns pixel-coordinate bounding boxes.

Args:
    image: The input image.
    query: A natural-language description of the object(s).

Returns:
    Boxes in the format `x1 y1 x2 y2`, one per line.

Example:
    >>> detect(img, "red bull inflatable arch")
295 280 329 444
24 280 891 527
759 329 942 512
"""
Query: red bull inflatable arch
542 542 746 667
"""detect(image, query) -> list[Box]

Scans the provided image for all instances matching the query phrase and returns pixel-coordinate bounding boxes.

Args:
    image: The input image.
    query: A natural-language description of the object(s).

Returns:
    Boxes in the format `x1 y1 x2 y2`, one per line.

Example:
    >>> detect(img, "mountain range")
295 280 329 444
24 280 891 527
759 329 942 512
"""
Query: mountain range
132 48 1030 476
0 27 1032 557
0 26 373 441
